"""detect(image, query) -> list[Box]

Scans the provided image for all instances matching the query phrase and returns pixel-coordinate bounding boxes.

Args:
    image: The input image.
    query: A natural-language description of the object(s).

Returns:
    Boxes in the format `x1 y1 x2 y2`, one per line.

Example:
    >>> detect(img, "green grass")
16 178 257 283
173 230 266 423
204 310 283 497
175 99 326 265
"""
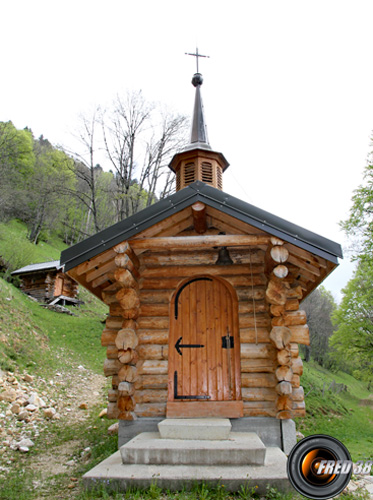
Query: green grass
296 361 373 461
0 277 107 374
0 219 66 273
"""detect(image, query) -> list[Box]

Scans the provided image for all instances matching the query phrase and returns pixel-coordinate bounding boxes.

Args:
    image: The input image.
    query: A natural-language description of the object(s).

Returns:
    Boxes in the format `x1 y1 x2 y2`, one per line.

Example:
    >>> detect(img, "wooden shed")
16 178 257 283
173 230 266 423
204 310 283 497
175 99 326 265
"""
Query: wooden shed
11 260 79 305
60 72 342 448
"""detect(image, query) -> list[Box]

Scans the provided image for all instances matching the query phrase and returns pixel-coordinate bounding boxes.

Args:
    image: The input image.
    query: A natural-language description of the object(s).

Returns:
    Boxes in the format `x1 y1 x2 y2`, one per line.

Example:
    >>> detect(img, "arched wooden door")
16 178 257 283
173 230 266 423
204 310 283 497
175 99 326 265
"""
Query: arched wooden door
167 276 243 418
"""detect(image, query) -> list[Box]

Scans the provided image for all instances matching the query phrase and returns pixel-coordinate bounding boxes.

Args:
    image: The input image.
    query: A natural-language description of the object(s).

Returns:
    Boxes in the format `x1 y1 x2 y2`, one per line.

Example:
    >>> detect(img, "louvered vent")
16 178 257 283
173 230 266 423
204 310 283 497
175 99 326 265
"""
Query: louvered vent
184 162 196 186
217 166 223 190
176 170 181 191
201 162 213 184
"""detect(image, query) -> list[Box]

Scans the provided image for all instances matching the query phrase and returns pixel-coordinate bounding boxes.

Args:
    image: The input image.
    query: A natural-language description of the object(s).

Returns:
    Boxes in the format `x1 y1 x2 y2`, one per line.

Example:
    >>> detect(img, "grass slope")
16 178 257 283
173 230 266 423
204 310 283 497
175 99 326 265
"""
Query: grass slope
296 361 373 461
0 219 66 273
0 278 107 375
0 219 107 373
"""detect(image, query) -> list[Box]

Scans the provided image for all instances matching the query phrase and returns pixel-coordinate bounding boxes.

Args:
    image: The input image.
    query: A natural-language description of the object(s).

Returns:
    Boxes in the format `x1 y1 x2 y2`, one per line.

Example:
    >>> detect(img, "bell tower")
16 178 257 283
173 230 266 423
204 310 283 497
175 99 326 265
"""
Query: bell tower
169 59 229 191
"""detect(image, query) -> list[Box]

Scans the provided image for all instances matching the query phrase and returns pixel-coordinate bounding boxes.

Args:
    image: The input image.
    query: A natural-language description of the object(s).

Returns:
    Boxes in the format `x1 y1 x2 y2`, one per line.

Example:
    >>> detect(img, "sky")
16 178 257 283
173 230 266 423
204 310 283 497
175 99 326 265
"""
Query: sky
2 0 373 301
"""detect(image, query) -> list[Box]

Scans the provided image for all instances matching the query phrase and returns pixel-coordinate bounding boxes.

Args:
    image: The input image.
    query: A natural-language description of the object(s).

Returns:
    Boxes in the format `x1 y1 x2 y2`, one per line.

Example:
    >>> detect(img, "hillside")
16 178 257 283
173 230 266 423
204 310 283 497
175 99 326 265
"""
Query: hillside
296 362 373 460
0 222 118 499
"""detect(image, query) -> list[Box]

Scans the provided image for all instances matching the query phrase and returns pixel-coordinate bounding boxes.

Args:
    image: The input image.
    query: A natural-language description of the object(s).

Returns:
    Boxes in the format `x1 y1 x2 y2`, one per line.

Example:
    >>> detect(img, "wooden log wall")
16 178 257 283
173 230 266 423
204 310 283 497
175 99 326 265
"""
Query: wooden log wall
53 272 79 298
138 245 274 419
101 242 141 420
19 271 79 302
99 234 310 421
20 272 52 302
265 238 308 419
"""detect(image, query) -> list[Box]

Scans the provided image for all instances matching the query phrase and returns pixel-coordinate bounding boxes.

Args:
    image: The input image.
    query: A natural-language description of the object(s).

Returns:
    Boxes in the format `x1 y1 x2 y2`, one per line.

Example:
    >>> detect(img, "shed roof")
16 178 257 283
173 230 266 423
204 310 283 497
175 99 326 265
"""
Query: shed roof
11 260 62 276
60 181 342 272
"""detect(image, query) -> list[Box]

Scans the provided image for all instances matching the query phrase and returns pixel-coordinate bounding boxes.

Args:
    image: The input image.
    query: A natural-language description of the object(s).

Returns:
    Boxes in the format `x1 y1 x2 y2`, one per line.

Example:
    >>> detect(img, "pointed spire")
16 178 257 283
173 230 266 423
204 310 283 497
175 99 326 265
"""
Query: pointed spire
189 73 211 150
168 52 229 191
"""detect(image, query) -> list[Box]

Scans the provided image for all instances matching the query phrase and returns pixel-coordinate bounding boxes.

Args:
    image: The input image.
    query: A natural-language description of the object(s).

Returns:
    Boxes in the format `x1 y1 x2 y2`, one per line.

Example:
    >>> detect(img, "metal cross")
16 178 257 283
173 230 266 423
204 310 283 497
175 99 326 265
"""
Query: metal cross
185 47 210 73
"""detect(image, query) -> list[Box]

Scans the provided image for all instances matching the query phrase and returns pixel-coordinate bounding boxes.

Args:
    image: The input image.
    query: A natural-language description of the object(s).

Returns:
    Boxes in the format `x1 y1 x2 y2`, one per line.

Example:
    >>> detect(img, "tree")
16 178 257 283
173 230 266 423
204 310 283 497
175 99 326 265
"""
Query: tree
331 260 373 386
301 286 336 366
340 136 373 262
68 109 103 233
101 92 188 222
102 91 151 221
26 136 75 244
0 121 34 220
335 133 373 386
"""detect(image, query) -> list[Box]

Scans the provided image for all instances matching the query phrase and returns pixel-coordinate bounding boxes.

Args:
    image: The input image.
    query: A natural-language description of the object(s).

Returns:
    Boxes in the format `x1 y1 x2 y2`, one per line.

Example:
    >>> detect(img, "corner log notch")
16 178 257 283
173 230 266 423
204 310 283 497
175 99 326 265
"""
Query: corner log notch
265 238 308 419
102 241 141 420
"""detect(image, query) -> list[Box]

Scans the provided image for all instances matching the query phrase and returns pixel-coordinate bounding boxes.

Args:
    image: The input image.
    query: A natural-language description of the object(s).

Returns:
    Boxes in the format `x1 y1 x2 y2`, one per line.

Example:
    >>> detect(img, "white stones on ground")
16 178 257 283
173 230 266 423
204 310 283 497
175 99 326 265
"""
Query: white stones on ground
16 438 34 451
98 408 107 418
78 365 85 370
108 423 119 435
27 393 46 408
0 389 17 402
365 482 373 494
10 404 20 414
25 404 38 412
23 374 34 383
17 411 29 421
44 408 56 419
296 431 305 440
81 447 91 457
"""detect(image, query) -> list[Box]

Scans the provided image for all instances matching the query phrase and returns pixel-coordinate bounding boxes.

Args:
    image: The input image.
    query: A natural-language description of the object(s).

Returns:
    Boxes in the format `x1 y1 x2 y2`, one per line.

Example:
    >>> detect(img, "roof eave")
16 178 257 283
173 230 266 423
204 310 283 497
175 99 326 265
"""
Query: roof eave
61 181 342 273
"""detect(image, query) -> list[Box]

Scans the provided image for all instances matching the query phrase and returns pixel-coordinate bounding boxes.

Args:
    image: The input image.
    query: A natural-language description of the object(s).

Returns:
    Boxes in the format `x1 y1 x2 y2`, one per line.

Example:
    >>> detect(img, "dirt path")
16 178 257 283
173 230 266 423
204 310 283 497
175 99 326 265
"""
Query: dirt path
0 361 108 498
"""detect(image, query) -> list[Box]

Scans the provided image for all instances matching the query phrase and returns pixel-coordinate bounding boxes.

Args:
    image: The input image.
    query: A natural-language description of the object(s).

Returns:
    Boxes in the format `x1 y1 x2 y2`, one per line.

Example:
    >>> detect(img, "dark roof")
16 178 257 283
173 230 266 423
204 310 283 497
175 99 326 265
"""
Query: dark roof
11 260 61 276
61 181 342 272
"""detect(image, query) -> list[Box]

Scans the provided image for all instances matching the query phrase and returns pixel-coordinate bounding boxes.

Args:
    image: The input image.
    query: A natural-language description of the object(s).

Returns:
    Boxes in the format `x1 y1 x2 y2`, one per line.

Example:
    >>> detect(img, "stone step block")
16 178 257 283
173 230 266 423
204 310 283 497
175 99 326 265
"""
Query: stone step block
84 447 290 494
158 418 231 440
120 432 266 466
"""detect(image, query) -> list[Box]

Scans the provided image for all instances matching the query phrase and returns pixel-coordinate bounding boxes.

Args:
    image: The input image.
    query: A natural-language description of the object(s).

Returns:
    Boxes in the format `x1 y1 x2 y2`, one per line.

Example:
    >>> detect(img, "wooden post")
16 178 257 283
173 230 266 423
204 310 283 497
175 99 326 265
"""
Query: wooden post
192 202 207 234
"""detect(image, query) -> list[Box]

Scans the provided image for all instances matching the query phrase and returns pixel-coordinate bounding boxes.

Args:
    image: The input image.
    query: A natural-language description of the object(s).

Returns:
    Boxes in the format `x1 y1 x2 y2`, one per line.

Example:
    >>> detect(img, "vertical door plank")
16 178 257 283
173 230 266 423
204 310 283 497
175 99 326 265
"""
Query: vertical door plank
214 280 224 401
226 286 235 399
206 280 217 400
189 281 197 398
182 284 191 398
219 282 229 401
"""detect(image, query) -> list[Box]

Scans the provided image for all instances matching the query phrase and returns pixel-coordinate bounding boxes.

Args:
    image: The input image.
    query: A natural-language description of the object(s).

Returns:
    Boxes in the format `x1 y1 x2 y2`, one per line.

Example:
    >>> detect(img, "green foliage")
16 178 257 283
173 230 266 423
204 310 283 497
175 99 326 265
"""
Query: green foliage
331 259 373 386
341 159 373 261
0 220 65 283
0 121 35 176
237 483 259 500
301 286 336 367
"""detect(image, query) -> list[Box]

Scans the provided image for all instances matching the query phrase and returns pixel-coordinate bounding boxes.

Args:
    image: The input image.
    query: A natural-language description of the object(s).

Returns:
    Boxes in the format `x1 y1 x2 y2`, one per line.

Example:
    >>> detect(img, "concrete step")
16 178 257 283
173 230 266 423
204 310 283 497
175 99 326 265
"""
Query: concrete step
120 432 266 466
158 418 231 440
83 447 291 494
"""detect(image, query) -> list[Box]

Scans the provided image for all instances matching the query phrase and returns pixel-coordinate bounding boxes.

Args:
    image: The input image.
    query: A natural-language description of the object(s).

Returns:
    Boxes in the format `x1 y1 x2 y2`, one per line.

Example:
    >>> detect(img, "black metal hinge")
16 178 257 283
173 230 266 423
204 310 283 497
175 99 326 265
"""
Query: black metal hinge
174 277 212 319
173 371 210 400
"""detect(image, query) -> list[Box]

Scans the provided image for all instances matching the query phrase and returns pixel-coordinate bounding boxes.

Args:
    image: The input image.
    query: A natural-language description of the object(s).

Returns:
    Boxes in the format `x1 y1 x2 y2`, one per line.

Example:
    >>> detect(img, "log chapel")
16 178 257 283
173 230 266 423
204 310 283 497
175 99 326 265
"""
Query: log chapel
60 68 342 450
